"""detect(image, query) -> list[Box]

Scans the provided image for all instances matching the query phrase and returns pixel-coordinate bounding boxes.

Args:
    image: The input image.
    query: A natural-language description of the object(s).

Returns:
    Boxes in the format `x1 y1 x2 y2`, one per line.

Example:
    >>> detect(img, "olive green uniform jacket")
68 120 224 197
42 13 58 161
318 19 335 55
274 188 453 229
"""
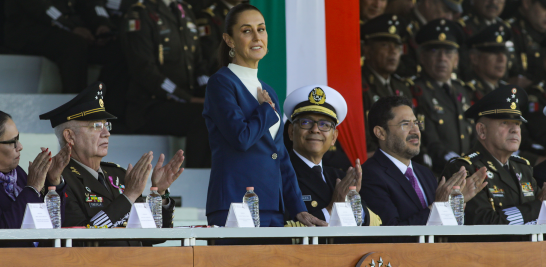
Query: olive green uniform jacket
441 142 540 225
62 159 175 246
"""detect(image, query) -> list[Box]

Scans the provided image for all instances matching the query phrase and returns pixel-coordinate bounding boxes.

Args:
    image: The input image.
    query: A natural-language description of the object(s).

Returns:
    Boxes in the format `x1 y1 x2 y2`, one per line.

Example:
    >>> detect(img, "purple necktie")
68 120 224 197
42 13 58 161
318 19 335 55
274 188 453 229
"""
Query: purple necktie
405 167 427 209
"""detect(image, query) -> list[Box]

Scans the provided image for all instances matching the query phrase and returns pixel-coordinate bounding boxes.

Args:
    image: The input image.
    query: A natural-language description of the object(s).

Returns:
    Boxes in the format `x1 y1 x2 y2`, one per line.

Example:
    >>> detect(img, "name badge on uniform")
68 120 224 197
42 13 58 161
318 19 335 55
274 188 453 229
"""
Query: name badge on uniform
521 182 534 197
489 186 505 197
302 195 311 201
89 203 104 208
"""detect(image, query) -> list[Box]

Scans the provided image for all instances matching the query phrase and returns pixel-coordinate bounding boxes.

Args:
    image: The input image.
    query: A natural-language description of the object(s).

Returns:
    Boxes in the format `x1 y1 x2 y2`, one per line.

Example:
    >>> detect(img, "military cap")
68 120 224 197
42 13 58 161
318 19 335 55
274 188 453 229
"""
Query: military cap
39 82 117 128
440 0 463 14
464 84 528 122
467 24 512 53
415 19 465 49
361 14 408 44
283 85 347 125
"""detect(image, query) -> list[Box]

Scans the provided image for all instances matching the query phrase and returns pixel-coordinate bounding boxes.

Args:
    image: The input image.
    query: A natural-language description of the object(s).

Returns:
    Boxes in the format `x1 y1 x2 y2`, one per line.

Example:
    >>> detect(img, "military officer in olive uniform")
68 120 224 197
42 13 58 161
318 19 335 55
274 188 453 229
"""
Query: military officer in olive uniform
412 19 475 174
397 0 463 78
465 23 511 103
457 1 518 82
4 0 117 93
441 84 546 226
39 82 184 246
506 0 546 86
120 0 211 167
196 0 242 75
361 14 413 154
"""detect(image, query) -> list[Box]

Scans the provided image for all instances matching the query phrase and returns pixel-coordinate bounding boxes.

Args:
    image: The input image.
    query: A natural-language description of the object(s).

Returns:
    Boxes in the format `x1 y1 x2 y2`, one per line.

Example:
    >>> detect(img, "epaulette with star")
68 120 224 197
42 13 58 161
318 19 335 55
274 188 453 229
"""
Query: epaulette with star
201 3 216 18
457 16 468 27
453 151 481 165
533 81 545 93
466 80 476 91
130 1 146 10
101 162 126 170
454 79 465 86
510 155 530 166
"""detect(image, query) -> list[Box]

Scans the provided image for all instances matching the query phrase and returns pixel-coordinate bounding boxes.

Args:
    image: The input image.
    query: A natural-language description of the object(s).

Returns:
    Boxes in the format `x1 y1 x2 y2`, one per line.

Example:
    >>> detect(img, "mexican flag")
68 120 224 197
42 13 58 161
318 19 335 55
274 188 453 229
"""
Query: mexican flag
250 0 367 163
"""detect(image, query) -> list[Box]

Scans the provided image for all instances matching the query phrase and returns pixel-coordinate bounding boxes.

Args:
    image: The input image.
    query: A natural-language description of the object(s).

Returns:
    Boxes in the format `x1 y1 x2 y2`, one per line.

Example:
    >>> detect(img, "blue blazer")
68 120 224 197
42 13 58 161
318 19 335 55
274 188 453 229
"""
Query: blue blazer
202 67 307 219
360 149 437 226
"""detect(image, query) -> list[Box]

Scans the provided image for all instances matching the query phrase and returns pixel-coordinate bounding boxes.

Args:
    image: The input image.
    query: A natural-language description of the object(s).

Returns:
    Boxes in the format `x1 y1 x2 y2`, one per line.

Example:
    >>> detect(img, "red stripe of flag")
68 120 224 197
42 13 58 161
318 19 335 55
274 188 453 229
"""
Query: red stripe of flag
324 0 367 164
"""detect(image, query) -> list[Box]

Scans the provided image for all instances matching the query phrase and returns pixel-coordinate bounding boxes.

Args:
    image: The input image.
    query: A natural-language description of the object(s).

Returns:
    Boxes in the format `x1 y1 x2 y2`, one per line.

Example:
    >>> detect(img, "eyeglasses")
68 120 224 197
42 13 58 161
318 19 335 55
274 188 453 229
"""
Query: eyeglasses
0 134 20 149
388 120 423 131
81 121 112 131
294 118 335 132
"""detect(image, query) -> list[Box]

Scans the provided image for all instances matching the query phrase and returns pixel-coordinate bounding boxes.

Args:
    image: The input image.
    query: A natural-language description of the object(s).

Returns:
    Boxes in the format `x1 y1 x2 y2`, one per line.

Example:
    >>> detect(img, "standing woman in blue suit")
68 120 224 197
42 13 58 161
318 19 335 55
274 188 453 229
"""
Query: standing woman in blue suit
202 4 327 227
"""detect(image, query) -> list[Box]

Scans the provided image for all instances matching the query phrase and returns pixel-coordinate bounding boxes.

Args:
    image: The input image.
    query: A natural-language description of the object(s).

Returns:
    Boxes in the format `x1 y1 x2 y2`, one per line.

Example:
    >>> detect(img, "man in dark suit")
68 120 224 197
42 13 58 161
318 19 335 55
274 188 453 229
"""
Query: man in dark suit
360 96 487 228
39 82 185 246
283 85 382 227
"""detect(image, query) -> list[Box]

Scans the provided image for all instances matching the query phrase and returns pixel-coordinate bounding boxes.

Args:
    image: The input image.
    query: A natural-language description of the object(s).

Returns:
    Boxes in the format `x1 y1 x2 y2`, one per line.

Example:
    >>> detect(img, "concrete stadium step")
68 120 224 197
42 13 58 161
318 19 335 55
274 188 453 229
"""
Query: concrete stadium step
0 54 100 94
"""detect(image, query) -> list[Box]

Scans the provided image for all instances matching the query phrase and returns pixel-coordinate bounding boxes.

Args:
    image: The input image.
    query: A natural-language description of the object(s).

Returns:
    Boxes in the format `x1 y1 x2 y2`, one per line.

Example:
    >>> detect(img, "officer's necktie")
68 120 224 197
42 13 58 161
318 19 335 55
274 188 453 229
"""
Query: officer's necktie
503 164 510 173
442 83 451 95
405 167 427 209
312 165 324 183
98 173 110 193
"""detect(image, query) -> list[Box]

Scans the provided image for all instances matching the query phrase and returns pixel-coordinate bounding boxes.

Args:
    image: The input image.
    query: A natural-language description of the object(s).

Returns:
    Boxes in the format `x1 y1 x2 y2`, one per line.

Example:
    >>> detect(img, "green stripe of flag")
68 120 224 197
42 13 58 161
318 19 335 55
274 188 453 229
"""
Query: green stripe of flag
250 0 287 114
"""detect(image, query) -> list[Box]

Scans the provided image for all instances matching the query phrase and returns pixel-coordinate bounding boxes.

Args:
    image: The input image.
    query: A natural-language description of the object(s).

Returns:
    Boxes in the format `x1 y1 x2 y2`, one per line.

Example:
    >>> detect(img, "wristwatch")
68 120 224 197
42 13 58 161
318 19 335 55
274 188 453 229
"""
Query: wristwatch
161 188 170 199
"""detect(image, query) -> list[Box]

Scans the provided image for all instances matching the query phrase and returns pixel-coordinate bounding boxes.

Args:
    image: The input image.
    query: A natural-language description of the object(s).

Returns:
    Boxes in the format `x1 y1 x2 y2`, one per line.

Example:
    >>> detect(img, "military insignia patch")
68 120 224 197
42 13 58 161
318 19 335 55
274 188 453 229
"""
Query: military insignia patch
487 161 497 171
308 87 326 105
389 25 396 34
99 99 104 108
510 102 516 109
489 185 504 197
128 19 140 32
198 25 211 37
438 33 446 41
521 182 534 197
70 167 81 175
496 35 503 43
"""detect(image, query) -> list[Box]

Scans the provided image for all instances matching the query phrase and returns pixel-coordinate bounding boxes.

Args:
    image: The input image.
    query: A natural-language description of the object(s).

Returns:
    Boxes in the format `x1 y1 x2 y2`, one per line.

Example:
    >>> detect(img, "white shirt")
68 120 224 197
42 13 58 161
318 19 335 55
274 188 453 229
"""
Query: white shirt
293 150 365 224
228 63 280 138
380 149 429 206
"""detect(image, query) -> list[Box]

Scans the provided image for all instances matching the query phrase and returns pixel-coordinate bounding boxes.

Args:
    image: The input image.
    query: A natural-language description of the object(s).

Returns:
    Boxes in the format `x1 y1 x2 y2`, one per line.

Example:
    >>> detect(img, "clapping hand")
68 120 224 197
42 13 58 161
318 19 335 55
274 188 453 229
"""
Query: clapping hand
460 166 488 202
27 149 53 193
41 144 71 185
123 152 154 203
326 159 362 213
435 166 467 202
151 150 185 195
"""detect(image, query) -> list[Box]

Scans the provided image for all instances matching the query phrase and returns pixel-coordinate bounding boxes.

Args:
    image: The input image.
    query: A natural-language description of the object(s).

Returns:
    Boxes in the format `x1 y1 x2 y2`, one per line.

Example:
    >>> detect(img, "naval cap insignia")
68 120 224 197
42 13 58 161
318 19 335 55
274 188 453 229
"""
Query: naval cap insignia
308 87 326 105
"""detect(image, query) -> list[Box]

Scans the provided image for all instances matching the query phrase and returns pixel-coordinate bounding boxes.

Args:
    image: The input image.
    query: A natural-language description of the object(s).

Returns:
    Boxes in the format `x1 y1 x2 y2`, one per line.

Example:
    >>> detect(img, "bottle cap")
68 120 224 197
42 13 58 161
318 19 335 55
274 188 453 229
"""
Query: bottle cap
48 186 56 190
349 186 356 190
246 187 254 190
150 187 158 191
453 186 460 189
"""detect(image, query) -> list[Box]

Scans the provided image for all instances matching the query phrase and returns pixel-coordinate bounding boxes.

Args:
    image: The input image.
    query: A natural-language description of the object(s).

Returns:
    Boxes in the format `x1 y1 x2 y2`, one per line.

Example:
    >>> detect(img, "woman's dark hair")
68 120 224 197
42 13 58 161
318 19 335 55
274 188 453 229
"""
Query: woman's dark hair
367 96 412 145
0 111 13 138
217 3 263 69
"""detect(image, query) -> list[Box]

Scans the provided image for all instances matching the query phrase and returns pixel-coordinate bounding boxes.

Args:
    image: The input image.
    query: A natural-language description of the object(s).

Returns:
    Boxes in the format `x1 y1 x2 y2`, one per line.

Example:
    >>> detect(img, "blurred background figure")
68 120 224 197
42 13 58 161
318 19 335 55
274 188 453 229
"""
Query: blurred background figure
411 19 474 174
4 0 125 94
197 0 243 75
397 0 463 78
385 0 415 19
506 0 546 88
120 0 211 167
360 0 388 24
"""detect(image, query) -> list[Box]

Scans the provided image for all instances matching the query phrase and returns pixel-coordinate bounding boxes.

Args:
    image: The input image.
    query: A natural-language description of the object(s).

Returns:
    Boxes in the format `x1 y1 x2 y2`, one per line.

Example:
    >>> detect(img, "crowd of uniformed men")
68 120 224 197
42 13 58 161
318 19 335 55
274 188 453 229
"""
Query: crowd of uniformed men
2 0 546 171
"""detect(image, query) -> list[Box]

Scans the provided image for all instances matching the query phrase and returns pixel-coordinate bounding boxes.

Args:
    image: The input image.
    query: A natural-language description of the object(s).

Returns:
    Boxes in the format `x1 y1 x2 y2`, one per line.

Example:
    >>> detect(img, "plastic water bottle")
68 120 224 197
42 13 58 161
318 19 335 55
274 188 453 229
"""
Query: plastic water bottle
449 186 464 225
146 187 162 228
44 186 61 228
345 186 363 226
243 187 260 227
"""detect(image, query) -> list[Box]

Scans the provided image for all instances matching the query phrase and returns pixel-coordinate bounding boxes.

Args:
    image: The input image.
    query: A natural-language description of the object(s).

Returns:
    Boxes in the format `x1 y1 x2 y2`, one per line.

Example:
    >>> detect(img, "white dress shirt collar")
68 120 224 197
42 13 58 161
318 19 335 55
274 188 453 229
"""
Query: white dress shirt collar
379 149 413 174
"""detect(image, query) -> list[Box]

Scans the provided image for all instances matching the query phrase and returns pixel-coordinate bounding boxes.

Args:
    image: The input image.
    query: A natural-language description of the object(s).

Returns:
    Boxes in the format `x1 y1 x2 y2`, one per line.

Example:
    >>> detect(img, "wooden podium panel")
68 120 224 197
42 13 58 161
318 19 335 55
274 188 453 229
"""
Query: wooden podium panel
194 242 543 266
0 247 193 267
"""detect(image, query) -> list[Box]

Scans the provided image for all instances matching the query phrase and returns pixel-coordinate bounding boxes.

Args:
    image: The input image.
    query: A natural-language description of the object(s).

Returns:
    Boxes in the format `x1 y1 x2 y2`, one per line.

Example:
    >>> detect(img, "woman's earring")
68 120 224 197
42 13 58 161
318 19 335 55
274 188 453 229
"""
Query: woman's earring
229 47 235 58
